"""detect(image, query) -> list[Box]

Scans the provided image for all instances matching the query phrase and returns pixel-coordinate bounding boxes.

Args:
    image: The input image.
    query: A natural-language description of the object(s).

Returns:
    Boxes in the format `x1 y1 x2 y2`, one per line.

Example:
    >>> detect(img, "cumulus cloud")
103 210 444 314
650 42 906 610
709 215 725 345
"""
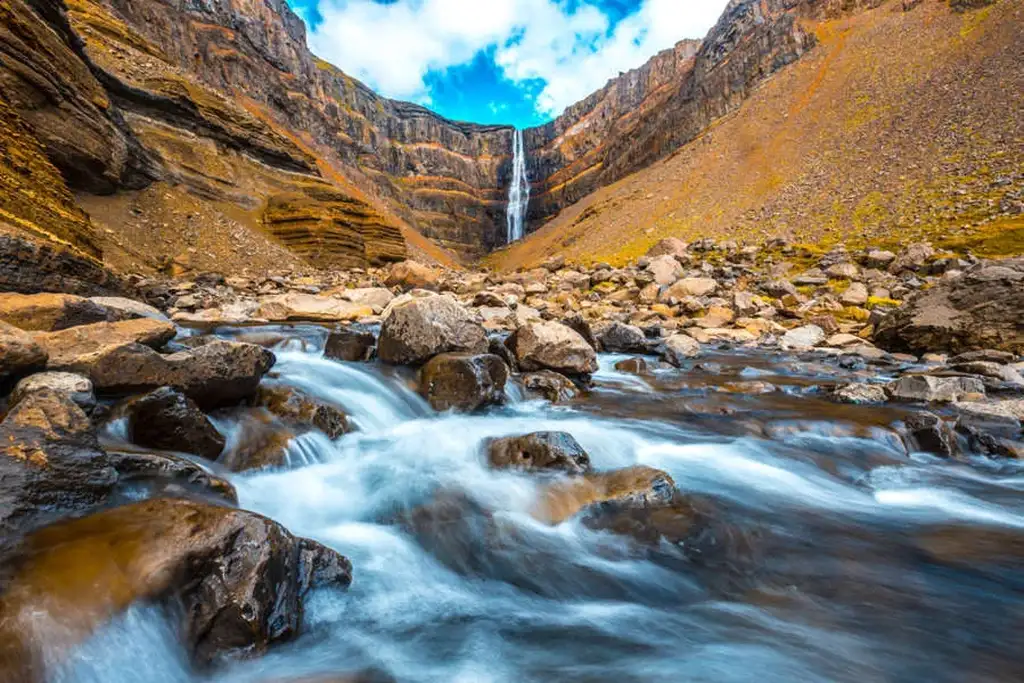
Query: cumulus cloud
304 0 729 118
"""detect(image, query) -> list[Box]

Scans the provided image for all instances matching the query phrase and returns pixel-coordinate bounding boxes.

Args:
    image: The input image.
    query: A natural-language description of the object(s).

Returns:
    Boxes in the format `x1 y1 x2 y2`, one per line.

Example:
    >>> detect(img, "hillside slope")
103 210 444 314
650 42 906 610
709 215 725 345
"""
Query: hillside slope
489 0 1023 270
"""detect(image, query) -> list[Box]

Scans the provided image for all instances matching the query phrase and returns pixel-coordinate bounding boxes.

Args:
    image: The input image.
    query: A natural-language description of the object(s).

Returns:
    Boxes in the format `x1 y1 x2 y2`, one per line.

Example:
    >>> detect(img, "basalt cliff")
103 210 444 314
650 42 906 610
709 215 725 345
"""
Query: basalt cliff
0 0 1014 276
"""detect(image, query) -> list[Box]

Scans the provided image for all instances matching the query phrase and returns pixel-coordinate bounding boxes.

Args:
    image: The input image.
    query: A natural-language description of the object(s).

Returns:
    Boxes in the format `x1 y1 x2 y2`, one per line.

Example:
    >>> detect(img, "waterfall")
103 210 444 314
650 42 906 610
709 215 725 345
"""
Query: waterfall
505 128 530 244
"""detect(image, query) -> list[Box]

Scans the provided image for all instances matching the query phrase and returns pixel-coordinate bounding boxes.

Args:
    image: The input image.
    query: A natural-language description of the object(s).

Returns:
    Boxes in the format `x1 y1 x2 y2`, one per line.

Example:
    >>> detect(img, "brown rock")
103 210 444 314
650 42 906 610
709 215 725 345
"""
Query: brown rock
521 370 580 403
0 499 352 679
217 410 296 473
418 353 509 412
324 327 377 362
0 322 47 384
10 372 95 412
385 261 442 291
378 295 487 365
507 321 598 376
36 318 176 369
254 385 352 438
534 466 677 524
660 334 701 366
255 293 374 323
106 450 237 505
0 293 120 332
645 238 689 259
486 432 591 474
126 387 226 460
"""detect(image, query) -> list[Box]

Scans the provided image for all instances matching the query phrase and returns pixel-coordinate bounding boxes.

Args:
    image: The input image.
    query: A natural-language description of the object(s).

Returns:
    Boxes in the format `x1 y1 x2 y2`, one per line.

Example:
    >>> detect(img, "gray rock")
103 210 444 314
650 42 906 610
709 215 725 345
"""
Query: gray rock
833 383 888 405
486 432 591 474
378 295 487 365
11 372 95 412
888 375 986 403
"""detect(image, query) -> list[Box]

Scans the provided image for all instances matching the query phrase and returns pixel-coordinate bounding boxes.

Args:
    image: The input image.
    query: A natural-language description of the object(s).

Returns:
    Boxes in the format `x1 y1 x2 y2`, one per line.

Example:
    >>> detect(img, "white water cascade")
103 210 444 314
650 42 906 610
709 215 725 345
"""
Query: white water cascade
505 128 530 244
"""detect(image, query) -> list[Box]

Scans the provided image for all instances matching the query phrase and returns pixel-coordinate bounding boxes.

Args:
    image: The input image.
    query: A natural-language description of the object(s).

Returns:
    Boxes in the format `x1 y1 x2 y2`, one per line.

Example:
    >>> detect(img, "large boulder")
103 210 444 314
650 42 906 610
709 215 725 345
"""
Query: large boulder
89 296 168 321
875 258 1024 354
660 334 701 366
126 387 226 460
888 375 986 403
780 324 826 350
378 295 487 365
646 255 683 286
385 261 442 291
0 322 47 384
418 353 508 412
255 293 373 323
593 321 648 353
485 432 591 474
0 390 117 537
507 321 598 376
521 370 580 403
36 318 177 369
0 499 352 679
0 293 121 332
324 327 377 362
661 277 718 301
217 410 297 473
60 340 275 409
106 450 237 505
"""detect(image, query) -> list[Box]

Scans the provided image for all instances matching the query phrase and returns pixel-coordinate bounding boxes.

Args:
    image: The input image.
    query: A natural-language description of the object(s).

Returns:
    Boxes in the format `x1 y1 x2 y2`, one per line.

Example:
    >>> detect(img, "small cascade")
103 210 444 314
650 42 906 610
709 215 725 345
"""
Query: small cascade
505 128 530 244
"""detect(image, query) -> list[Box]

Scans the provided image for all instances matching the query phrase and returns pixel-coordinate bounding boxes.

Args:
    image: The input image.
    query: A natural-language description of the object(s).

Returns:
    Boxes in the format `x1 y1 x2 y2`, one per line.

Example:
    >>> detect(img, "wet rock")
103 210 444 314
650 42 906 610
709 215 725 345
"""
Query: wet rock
593 321 648 353
888 375 986 403
254 386 352 438
107 450 237 505
37 318 177 370
875 258 1024 354
10 372 95 412
0 499 352 678
255 293 374 322
507 321 598 376
614 357 648 374
218 411 296 472
324 327 377 362
385 261 441 291
833 383 888 405
0 293 120 332
378 295 487 365
535 466 676 524
521 370 580 403
486 432 591 474
62 340 275 410
0 322 47 384
0 390 116 536
126 387 226 460
660 334 701 366
418 353 509 412
902 412 960 458
781 324 826 350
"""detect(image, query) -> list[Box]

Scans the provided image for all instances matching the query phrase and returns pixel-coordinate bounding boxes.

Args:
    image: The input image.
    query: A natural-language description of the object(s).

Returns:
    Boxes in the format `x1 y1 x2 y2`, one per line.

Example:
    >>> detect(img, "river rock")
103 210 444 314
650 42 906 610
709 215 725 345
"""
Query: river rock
0 389 116 537
324 327 377 362
594 321 648 353
126 387 226 460
902 412 960 458
875 258 1024 354
89 296 169 321
781 324 826 349
255 293 374 322
385 261 441 291
107 450 237 505
10 372 95 412
254 386 352 438
378 295 487 365
217 410 296 472
0 498 352 678
888 375 986 403
0 292 120 332
0 322 47 383
614 357 648 374
486 431 591 474
534 466 677 524
660 334 701 366
833 383 888 405
62 340 275 409
521 370 580 403
507 321 598 376
419 353 508 412
37 318 177 369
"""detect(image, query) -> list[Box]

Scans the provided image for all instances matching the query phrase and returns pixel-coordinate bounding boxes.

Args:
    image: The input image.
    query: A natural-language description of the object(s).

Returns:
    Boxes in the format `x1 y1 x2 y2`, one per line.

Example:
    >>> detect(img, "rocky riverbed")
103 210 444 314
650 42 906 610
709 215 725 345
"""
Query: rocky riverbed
0 238 1022 682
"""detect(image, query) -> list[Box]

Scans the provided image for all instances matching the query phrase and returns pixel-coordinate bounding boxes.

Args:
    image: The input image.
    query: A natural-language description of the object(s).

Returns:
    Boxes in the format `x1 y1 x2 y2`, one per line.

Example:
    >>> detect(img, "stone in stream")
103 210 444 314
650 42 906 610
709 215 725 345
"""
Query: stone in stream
418 353 509 412
217 410 297 473
833 383 888 405
10 372 95 412
902 412 961 458
593 321 648 353
521 370 580 403
660 333 701 367
57 340 276 410
780 324 826 350
0 389 117 537
0 498 352 679
126 387 227 460
614 357 649 374
0 321 47 384
534 465 677 524
0 292 123 332
486 432 591 474
378 295 487 365
106 450 237 505
253 385 352 439
506 320 598 376
875 258 1024 354
324 327 377 362
35 318 177 369
887 375 986 403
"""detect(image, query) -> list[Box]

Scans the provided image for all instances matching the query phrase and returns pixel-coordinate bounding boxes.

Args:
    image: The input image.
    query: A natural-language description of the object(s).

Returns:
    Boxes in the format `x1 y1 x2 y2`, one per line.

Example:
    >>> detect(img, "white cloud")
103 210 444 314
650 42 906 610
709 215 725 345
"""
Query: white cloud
304 0 730 119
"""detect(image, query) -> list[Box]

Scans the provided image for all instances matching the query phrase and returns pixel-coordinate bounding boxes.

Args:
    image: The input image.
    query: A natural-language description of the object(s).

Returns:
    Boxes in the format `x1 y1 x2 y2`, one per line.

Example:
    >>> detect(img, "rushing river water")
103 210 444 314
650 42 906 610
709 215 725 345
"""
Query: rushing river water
52 325 1024 683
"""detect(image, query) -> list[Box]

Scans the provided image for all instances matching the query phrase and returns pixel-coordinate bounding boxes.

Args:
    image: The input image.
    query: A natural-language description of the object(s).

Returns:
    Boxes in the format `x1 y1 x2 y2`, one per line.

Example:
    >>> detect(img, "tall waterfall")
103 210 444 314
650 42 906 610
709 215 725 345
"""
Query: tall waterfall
505 128 530 244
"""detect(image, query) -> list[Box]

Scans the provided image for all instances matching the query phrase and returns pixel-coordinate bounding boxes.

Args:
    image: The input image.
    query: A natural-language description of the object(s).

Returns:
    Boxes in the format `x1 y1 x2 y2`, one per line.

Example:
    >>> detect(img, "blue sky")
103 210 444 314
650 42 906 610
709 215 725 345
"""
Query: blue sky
287 0 729 128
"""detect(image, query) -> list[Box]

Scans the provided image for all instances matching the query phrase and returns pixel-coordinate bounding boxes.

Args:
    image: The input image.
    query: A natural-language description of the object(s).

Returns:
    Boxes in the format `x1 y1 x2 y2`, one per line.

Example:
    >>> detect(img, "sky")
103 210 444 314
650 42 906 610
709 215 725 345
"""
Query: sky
287 0 730 128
